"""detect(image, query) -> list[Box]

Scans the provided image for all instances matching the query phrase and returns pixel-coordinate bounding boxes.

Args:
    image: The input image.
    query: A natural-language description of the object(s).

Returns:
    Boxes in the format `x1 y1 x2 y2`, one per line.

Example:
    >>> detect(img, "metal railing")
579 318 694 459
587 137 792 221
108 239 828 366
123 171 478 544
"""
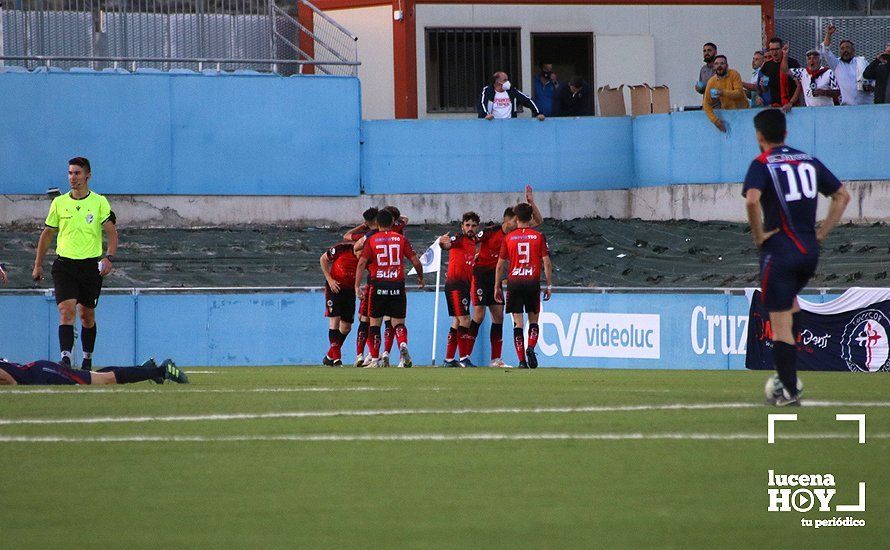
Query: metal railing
0 0 359 75
776 14 890 64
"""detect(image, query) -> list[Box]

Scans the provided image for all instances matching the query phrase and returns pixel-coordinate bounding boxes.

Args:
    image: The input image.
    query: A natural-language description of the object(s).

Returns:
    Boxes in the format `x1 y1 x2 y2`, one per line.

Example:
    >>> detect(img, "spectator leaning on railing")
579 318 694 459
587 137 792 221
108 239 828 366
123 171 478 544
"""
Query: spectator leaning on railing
862 43 890 105
819 25 873 106
703 55 748 132
781 43 840 107
478 71 544 121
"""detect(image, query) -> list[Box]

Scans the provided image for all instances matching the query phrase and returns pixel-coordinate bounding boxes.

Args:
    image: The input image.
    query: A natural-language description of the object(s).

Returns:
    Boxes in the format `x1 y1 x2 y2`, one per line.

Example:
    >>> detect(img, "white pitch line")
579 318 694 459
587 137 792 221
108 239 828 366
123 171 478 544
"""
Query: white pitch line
2 401 890 426
2 432 890 444
0 387 395 395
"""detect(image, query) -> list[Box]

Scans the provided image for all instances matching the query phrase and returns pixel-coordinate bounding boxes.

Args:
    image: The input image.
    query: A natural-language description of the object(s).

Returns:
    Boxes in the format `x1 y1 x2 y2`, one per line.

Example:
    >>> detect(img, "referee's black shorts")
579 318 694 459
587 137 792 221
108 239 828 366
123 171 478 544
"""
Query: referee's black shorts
51 257 103 308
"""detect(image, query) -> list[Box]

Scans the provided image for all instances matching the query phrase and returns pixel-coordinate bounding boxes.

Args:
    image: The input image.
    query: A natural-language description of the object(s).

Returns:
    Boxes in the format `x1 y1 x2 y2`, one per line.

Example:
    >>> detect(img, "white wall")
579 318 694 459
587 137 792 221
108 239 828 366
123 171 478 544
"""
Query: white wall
323 6 394 120
413 3 760 117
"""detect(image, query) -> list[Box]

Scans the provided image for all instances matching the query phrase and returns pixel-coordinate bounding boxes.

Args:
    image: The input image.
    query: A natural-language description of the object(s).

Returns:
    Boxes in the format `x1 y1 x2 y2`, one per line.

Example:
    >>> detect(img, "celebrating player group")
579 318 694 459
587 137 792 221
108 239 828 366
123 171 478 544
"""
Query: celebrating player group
320 186 553 369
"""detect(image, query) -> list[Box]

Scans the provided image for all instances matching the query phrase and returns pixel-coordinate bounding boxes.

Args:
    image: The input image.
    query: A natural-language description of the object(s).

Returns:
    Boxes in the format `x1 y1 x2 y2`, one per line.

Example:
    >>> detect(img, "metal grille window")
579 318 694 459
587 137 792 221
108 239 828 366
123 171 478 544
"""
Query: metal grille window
776 15 890 63
426 27 521 113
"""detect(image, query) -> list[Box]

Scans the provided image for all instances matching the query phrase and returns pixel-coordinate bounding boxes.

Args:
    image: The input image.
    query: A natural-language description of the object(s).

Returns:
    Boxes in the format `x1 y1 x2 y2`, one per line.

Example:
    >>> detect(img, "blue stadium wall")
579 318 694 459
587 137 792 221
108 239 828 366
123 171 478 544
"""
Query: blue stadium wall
0 290 838 369
1 71 889 195
0 71 361 196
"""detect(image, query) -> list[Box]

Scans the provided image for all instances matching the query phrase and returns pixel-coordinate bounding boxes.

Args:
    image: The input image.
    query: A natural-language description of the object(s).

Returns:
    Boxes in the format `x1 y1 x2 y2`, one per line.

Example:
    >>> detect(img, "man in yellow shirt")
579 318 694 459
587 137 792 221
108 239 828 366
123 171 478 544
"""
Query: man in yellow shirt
32 157 118 370
703 55 749 132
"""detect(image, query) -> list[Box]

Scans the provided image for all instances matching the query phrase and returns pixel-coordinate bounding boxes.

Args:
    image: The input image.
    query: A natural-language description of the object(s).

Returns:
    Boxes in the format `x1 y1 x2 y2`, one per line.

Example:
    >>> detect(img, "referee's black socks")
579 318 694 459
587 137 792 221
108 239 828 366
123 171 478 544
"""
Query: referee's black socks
772 341 799 397
59 324 74 365
81 324 97 370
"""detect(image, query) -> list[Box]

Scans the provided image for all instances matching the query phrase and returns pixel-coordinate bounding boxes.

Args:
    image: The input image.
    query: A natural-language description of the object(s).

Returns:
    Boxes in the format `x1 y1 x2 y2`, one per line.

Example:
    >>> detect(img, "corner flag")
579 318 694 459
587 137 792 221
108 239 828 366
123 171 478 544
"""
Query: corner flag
409 239 441 275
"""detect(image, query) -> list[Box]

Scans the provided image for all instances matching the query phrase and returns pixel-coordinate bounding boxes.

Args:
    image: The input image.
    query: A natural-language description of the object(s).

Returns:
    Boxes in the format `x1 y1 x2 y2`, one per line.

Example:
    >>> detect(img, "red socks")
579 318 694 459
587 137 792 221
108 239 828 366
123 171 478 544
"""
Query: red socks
446 327 458 361
513 327 526 362
383 320 395 354
491 323 503 360
528 323 539 350
394 324 408 348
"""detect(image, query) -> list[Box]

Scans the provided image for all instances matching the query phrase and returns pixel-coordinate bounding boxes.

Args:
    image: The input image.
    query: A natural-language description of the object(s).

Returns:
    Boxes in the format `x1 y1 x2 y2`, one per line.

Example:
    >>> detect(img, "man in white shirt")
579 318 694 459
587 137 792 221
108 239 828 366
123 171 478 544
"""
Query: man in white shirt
477 72 545 120
782 45 840 107
819 25 873 105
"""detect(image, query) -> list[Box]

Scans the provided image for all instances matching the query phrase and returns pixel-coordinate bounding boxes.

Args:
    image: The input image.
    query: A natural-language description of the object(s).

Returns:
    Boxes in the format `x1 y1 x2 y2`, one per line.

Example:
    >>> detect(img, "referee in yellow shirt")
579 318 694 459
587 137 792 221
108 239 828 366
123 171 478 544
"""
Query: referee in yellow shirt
32 157 118 370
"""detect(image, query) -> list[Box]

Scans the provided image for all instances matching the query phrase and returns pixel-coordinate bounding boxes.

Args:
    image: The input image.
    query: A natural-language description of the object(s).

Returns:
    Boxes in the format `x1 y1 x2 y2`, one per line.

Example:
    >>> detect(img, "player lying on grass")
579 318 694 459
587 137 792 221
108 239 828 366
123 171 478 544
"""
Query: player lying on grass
354 209 424 368
0 357 189 386
320 240 359 366
494 202 552 369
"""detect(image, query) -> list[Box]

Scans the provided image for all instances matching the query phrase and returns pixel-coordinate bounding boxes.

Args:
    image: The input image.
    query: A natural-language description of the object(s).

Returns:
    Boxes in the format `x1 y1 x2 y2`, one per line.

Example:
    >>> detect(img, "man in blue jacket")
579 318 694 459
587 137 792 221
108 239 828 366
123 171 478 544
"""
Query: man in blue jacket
532 62 560 117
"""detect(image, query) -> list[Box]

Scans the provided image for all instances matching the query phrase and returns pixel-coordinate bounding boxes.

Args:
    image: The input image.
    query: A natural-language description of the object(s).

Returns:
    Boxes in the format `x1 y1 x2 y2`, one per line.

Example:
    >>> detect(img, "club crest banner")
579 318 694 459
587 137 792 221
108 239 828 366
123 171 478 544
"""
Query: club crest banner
746 289 890 372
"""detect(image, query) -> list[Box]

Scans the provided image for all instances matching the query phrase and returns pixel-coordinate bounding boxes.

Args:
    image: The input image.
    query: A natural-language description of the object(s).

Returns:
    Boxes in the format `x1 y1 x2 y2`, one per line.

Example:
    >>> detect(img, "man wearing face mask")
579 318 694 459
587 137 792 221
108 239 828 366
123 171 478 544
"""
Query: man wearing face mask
819 25 873 105
478 71 545 120
532 62 559 117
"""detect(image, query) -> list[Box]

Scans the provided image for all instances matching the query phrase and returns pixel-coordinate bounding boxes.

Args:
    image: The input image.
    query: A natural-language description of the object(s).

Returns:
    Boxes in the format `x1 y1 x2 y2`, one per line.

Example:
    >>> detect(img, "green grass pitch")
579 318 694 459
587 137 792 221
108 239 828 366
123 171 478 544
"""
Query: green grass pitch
1 367 888 548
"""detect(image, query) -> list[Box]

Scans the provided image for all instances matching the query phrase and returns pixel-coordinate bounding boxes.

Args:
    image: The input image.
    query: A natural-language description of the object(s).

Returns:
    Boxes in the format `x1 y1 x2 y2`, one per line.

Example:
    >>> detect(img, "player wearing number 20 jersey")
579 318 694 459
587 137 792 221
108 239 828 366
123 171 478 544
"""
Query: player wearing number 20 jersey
355 209 424 367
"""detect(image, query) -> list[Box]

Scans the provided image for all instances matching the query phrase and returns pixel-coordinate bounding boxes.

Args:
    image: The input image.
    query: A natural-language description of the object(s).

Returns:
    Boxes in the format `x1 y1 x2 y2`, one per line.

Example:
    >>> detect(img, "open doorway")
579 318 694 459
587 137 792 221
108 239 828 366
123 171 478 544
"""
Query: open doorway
531 33 594 94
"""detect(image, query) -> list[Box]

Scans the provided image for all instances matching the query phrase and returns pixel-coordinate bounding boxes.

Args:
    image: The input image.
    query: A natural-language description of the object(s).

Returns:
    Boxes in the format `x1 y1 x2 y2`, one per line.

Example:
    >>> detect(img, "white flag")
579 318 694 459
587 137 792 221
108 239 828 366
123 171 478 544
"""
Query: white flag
409 238 442 275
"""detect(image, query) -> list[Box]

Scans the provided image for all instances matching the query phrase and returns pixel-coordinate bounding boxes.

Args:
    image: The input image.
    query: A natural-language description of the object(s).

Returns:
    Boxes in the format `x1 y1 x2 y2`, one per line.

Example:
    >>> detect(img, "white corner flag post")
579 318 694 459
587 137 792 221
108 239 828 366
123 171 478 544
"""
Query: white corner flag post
409 238 442 365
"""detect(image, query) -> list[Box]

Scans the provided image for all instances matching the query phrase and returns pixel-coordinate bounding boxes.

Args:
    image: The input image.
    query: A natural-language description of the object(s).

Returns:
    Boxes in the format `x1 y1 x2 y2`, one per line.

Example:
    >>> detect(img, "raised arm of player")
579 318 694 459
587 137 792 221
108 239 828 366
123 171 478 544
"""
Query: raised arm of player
100 219 118 276
542 256 553 301
343 223 368 241
494 258 507 303
526 185 544 227
408 254 425 288
816 187 851 243
320 252 340 293
353 235 368 254
744 189 780 248
438 232 452 250
32 227 57 281
0 263 7 284
355 256 368 295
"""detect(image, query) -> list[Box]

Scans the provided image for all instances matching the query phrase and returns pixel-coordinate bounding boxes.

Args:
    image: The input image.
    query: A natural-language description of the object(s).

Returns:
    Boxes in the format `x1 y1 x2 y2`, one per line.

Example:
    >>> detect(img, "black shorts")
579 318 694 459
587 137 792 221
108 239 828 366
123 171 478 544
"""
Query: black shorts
472 268 498 307
760 250 818 312
445 281 471 317
325 285 356 323
52 257 103 308
367 282 407 319
505 281 541 314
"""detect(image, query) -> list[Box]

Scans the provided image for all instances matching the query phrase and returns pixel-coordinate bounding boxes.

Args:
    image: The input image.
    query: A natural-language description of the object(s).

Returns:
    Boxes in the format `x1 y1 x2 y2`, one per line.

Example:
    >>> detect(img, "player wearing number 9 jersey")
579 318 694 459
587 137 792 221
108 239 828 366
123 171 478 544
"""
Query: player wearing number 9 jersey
494 203 553 369
355 209 424 368
743 109 850 406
